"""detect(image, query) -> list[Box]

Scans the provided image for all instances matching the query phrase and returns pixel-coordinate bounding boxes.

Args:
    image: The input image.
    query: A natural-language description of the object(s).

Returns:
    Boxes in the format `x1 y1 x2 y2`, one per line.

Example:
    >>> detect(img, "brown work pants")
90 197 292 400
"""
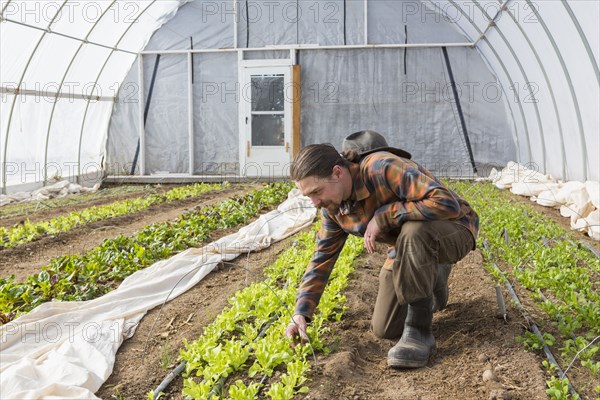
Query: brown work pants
371 220 475 339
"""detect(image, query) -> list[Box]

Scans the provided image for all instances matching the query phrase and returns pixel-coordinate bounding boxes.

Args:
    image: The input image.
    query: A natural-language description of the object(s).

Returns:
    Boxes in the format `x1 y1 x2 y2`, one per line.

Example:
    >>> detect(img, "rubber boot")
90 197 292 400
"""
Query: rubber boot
387 297 436 368
432 264 452 312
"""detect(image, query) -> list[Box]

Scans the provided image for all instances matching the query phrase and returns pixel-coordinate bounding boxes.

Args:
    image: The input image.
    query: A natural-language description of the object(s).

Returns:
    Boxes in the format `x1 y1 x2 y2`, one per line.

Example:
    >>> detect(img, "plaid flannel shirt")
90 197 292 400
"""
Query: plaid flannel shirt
294 151 479 320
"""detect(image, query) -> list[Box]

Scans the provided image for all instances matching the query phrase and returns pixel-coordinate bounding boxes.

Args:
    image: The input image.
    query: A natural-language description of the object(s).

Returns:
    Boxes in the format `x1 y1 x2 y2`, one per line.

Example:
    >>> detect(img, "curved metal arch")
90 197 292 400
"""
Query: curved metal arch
424 0 522 163
453 0 534 164
76 0 159 181
525 0 588 180
437 0 533 164
0 0 13 16
498 0 568 180
1 0 69 194
1 17 137 54
42 0 118 185
473 0 546 174
562 1 599 86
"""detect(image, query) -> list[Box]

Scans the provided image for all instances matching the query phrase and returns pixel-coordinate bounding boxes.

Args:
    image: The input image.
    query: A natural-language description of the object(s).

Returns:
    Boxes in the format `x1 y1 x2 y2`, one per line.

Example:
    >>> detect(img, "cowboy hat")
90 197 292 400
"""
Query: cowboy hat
342 130 411 159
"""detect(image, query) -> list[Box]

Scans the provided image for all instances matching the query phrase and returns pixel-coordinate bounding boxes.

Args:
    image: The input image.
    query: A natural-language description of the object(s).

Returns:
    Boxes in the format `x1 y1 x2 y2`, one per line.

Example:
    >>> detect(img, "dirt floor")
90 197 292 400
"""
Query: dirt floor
302 247 548 400
0 183 261 282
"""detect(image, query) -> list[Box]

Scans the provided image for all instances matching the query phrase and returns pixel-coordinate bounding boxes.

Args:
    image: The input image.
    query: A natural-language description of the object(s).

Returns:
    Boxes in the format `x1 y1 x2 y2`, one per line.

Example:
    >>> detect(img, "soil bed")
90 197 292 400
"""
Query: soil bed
2 183 560 399
0 185 162 227
0 183 261 282
301 246 548 400
504 190 600 254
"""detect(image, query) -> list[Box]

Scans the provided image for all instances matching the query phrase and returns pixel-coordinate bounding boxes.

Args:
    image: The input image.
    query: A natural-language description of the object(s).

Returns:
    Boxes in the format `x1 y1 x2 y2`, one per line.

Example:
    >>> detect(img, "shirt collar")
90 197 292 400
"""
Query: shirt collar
348 162 370 202
338 163 370 216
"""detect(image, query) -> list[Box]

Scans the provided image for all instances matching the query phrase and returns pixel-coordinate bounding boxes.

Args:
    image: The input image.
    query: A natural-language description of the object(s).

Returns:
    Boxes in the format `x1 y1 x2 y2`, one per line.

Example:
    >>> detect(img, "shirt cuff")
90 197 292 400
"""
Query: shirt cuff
294 302 314 322
374 203 403 231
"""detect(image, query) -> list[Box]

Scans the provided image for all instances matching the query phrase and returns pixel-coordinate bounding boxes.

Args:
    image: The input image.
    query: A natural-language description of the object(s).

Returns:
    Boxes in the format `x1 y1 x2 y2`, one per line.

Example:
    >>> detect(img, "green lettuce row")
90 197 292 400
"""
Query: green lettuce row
0 182 228 249
448 180 599 395
178 227 363 400
0 182 294 324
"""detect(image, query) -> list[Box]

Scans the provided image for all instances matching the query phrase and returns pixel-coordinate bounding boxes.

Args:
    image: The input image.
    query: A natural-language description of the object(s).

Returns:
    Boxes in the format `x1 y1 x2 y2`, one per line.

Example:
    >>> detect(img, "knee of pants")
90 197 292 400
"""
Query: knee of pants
396 221 437 255
371 308 407 340
371 321 403 340
397 221 433 244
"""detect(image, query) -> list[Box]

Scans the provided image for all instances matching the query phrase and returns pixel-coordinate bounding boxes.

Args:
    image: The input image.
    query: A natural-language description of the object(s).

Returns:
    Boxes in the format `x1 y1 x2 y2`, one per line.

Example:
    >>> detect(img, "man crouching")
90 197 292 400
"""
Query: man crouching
284 131 479 368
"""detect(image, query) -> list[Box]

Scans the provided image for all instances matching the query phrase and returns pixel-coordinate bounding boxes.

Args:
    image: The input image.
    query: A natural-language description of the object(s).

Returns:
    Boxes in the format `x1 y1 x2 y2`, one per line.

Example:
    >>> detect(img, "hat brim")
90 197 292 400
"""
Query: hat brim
360 147 412 160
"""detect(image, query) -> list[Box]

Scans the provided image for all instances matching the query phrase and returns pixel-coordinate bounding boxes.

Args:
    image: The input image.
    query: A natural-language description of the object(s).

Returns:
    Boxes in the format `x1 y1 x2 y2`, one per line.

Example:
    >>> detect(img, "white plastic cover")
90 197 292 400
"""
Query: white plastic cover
2 0 599 186
489 162 600 240
107 0 516 178
436 0 599 181
0 189 317 398
1 0 192 192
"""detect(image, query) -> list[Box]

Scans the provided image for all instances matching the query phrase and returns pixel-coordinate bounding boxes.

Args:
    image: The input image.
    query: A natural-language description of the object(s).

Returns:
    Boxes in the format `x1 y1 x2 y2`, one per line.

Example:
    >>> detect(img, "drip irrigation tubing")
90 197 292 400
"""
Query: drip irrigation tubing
149 205 320 397
153 362 186 399
579 240 600 260
148 202 353 398
152 310 283 399
481 240 579 398
206 311 284 399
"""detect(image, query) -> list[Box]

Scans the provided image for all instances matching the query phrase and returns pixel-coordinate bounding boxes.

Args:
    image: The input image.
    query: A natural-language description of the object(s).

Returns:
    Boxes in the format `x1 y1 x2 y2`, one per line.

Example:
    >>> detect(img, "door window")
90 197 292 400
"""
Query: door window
250 74 285 146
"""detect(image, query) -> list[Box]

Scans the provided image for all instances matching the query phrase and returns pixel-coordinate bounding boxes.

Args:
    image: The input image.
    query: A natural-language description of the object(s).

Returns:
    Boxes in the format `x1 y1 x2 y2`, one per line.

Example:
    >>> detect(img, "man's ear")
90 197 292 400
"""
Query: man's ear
332 165 342 180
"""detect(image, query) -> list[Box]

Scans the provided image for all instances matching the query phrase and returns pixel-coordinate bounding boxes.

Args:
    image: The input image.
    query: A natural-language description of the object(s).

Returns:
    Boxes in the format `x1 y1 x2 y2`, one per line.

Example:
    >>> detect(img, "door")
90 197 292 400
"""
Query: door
240 65 292 178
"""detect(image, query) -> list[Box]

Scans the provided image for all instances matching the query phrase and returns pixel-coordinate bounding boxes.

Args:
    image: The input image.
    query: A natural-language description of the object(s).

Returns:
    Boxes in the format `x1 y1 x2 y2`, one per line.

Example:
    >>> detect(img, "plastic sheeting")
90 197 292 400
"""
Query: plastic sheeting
489 162 600 240
0 179 100 206
432 0 599 181
2 0 599 189
107 0 516 178
299 47 515 175
1 0 193 192
0 189 316 398
106 51 240 175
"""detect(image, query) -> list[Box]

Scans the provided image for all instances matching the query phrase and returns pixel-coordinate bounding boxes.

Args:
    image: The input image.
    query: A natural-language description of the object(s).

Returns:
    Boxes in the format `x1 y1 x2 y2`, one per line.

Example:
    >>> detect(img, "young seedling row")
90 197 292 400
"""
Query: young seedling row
0 182 227 248
171 227 363 400
449 181 600 399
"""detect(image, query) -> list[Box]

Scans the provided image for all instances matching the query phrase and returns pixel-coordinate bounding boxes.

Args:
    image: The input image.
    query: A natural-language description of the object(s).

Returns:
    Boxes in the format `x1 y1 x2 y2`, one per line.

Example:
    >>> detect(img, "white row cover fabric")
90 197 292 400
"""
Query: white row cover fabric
489 162 600 241
0 179 100 207
0 189 316 399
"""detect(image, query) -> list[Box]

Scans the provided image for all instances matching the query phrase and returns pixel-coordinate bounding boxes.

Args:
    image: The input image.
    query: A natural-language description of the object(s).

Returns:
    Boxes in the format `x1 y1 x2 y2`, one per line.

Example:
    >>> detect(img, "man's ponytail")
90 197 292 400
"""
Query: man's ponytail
340 149 361 163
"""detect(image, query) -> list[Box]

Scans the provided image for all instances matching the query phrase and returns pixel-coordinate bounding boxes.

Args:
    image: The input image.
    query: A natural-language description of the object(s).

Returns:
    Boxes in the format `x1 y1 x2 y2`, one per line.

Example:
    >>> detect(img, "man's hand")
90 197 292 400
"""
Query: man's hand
364 217 381 253
284 314 309 348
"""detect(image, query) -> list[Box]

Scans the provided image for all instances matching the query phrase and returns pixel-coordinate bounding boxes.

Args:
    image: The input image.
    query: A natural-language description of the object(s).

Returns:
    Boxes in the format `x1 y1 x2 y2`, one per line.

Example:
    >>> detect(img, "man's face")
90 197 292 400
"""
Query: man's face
296 169 345 214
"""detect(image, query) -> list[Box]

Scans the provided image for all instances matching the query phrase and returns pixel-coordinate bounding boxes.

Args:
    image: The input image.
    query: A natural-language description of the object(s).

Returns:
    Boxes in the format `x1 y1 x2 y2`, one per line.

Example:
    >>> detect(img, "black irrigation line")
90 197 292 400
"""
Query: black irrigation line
579 239 600 260
150 255 301 399
481 240 579 398
150 260 285 399
152 311 280 399
150 206 319 398
206 312 281 399
153 362 186 398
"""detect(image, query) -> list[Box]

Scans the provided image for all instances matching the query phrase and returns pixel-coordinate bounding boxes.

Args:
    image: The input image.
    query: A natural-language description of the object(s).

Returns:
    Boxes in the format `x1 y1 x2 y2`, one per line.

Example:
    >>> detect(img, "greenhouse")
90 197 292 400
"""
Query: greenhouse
0 0 598 399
